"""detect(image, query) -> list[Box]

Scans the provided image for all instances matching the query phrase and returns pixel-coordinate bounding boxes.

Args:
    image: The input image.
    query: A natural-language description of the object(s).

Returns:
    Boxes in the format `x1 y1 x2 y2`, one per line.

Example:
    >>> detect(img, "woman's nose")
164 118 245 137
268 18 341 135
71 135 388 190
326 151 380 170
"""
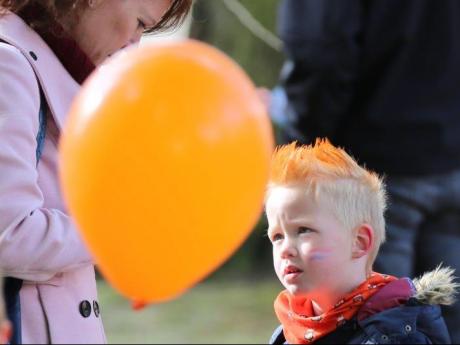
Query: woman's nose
120 34 142 52
129 31 143 46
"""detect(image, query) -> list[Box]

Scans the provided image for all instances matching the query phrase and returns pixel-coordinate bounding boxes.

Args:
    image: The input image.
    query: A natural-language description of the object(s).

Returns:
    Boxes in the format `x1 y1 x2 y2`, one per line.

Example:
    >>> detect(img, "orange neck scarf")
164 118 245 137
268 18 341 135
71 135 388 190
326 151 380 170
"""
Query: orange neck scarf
274 273 397 344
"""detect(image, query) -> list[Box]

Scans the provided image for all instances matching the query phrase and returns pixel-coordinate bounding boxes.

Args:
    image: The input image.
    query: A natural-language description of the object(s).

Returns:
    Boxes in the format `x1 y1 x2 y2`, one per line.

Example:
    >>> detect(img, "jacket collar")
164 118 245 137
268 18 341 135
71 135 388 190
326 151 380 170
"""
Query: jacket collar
357 277 415 321
17 3 95 85
0 11 81 129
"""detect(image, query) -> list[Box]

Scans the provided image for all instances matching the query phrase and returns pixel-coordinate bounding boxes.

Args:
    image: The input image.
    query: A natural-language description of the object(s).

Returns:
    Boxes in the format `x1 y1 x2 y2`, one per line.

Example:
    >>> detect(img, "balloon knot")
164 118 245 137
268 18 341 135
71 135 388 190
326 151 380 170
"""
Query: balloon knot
132 300 148 311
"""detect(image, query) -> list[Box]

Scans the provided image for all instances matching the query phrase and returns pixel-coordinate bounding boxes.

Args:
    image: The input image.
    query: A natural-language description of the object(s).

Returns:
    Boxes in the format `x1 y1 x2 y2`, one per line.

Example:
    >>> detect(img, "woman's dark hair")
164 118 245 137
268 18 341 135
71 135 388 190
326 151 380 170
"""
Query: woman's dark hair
149 0 193 33
0 0 192 33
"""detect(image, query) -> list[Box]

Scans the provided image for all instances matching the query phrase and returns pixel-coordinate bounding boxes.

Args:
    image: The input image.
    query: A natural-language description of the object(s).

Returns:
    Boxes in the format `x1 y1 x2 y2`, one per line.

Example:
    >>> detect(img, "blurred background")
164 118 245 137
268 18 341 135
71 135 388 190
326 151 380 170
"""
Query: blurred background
101 1 284 343
98 0 460 343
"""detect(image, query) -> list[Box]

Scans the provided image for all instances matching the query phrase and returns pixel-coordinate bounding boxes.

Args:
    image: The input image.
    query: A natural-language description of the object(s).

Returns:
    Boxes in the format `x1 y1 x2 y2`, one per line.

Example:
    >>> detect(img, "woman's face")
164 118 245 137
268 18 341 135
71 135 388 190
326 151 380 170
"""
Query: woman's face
71 0 172 65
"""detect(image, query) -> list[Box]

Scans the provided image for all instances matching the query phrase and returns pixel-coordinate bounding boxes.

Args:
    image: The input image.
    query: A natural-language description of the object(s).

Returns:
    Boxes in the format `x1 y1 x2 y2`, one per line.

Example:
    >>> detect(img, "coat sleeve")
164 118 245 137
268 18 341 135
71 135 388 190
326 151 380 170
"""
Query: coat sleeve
276 0 364 143
0 43 92 282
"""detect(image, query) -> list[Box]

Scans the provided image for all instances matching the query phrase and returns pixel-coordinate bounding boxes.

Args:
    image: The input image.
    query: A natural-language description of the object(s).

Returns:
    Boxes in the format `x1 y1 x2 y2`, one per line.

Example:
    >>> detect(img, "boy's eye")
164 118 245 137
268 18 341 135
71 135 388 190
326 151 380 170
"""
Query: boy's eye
298 226 313 234
271 233 284 242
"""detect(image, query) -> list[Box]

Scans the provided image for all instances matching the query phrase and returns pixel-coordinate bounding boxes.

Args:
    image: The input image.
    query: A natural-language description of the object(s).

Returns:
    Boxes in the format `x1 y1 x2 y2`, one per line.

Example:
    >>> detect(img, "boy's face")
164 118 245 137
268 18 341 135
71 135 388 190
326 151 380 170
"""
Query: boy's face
266 186 356 298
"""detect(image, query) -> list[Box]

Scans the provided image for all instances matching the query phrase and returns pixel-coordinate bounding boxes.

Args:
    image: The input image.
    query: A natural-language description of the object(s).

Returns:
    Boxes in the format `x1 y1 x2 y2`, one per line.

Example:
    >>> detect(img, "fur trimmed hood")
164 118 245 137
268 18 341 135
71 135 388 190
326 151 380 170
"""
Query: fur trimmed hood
413 265 459 306
356 266 458 322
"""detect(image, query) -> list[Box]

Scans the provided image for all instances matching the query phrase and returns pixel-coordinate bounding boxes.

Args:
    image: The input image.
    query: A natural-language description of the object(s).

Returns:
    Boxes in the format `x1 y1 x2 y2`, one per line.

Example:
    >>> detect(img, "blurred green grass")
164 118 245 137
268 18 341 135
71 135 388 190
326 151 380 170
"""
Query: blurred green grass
98 277 283 344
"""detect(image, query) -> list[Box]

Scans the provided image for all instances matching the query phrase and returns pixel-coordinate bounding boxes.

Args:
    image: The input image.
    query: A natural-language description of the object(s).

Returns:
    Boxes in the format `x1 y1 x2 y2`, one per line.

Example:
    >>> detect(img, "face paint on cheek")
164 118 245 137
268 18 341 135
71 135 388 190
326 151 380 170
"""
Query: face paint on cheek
309 250 333 262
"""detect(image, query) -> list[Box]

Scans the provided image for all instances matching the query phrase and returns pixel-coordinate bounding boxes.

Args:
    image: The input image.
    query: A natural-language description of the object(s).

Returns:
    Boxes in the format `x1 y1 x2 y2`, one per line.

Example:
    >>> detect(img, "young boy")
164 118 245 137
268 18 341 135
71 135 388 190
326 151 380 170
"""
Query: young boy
266 140 458 344
0 273 12 344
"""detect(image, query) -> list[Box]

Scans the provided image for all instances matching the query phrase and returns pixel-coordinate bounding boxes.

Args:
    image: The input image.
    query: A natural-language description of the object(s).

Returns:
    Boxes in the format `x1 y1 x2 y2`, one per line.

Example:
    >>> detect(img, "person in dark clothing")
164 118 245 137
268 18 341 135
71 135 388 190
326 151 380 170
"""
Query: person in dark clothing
273 1 460 341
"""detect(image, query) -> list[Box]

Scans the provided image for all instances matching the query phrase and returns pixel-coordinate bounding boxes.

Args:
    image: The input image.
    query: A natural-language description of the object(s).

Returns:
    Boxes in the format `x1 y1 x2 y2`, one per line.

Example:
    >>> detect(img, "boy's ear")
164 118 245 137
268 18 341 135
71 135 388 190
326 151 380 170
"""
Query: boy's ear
352 224 374 259
0 320 12 345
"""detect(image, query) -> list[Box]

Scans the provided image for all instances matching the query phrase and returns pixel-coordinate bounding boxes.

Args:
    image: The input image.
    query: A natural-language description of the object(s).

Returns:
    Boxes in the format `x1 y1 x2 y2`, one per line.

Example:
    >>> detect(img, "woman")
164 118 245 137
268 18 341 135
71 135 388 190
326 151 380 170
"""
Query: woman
0 0 192 343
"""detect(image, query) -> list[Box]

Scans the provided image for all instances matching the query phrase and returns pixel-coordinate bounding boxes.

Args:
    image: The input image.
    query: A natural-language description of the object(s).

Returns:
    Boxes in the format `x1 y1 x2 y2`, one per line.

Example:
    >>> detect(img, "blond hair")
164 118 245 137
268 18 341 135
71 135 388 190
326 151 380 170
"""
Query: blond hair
267 139 387 272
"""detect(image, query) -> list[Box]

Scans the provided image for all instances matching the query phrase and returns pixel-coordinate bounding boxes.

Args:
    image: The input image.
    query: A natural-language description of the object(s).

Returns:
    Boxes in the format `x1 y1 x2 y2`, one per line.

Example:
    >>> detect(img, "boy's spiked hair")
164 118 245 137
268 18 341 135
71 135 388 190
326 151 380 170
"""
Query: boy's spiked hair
267 139 387 272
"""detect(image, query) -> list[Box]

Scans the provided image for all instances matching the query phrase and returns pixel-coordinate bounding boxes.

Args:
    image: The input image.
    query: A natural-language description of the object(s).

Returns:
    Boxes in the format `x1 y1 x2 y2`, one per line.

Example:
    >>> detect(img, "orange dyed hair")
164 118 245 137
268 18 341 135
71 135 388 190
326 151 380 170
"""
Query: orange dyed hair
269 139 376 185
267 139 387 272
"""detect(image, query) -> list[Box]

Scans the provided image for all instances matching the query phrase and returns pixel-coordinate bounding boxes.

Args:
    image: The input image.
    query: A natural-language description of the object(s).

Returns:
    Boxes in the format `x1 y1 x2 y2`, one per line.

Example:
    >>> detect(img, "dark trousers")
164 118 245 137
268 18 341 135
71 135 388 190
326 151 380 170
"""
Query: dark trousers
374 169 460 344
2 277 22 344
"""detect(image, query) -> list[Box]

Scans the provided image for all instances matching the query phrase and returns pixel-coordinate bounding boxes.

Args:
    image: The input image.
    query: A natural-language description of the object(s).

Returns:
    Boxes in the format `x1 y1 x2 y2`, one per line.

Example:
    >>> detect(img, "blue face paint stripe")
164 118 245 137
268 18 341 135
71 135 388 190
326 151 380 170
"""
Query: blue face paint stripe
310 252 331 261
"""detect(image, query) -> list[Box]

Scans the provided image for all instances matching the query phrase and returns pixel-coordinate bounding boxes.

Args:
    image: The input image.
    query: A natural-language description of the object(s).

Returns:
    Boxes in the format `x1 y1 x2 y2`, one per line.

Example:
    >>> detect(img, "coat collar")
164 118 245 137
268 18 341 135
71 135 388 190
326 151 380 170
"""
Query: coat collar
357 278 415 321
17 3 96 85
0 11 80 129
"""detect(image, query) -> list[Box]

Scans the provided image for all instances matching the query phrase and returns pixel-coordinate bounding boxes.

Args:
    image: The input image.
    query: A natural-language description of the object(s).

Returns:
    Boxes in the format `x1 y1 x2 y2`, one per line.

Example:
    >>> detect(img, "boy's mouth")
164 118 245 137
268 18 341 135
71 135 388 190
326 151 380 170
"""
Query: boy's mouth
284 265 303 276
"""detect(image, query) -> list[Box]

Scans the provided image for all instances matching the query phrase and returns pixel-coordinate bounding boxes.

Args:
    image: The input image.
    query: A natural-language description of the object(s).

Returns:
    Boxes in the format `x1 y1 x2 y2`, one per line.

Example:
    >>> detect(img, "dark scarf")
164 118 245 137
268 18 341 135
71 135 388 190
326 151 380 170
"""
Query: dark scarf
18 3 95 84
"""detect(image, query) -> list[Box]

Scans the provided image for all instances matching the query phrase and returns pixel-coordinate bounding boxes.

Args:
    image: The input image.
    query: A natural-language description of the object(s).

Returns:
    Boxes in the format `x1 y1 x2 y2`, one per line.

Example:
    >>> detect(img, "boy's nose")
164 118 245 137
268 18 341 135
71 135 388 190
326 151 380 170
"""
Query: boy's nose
280 239 297 258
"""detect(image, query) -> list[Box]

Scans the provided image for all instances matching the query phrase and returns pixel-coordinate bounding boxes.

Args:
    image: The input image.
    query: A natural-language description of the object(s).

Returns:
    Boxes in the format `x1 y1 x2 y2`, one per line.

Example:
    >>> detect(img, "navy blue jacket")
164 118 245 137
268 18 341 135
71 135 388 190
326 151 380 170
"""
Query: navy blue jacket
270 300 449 344
269 270 456 344
277 0 460 176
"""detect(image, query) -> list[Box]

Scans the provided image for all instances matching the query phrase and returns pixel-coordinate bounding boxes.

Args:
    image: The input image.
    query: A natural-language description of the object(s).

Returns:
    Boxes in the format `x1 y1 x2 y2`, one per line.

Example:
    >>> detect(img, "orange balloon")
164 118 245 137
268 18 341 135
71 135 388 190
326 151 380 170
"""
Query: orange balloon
59 39 274 304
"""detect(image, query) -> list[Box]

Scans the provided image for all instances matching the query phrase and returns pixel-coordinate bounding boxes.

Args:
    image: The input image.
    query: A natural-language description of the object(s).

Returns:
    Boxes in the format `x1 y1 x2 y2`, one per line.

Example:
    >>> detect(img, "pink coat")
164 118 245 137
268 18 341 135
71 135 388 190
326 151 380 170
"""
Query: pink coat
0 12 106 344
